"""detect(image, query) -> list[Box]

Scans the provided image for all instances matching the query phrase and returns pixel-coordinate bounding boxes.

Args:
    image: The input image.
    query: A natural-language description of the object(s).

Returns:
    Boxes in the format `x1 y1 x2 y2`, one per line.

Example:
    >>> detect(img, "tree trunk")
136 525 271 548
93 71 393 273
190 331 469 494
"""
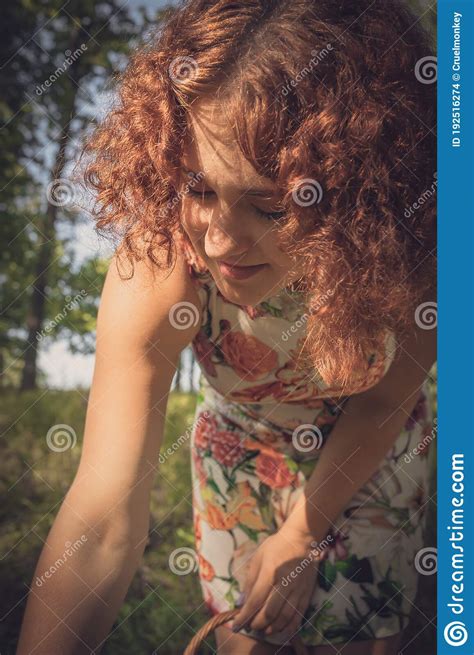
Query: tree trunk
175 351 182 392
20 29 81 391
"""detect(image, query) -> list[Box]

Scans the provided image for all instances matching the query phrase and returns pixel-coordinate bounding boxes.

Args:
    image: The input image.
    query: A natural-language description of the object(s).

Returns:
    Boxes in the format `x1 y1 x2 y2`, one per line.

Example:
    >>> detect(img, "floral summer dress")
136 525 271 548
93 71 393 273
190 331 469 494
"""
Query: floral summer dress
176 234 435 648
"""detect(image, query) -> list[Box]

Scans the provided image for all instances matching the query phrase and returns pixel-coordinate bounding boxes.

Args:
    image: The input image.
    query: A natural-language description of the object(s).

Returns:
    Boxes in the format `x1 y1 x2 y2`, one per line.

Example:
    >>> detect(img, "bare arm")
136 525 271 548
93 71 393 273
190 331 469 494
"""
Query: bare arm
16 245 202 655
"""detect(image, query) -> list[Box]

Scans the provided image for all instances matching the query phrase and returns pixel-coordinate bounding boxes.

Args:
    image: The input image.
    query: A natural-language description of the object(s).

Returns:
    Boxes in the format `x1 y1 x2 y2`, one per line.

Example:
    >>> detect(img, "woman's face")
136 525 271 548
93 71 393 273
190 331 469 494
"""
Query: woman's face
179 98 303 306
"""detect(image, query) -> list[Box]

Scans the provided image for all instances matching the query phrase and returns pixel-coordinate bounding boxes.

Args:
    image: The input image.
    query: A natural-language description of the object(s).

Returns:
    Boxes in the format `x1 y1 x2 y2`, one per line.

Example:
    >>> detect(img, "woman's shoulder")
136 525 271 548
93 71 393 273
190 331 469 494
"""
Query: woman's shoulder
98 239 205 358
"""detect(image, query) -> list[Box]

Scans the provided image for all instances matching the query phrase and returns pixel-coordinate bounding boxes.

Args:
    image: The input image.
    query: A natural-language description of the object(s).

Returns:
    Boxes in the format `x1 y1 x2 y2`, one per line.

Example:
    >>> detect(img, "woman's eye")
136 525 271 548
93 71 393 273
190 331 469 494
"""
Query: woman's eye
183 186 285 221
254 206 287 221
184 188 215 199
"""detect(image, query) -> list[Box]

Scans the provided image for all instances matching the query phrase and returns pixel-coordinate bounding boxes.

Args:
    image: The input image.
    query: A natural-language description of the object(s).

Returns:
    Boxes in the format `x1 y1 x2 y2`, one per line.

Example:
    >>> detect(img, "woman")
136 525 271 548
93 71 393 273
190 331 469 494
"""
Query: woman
17 1 437 654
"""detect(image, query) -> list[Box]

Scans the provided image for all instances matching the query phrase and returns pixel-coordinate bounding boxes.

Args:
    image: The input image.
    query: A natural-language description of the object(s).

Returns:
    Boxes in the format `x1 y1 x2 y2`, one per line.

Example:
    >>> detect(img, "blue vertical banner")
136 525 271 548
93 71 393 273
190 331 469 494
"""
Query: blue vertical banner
438 1 474 653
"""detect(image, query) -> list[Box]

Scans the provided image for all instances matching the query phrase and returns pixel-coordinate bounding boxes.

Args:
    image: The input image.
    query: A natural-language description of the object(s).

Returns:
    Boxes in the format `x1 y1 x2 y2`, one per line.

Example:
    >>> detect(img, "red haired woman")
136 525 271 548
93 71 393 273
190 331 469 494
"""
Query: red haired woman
17 1 437 654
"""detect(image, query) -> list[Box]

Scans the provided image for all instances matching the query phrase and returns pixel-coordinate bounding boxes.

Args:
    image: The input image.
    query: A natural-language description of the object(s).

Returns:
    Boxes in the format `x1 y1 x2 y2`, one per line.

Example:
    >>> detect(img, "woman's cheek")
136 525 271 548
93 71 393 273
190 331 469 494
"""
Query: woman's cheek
180 206 211 261
180 200 204 235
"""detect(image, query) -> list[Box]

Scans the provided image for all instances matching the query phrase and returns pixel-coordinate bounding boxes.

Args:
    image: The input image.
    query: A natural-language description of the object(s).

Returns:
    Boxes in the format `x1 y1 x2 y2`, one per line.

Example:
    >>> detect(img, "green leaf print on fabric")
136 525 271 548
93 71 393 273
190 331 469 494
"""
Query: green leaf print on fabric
254 482 276 530
234 449 260 475
335 555 373 584
257 480 272 503
300 599 337 638
318 560 337 591
222 466 237 491
206 476 229 504
238 523 264 542
285 457 300 474
317 554 373 592
377 579 403 608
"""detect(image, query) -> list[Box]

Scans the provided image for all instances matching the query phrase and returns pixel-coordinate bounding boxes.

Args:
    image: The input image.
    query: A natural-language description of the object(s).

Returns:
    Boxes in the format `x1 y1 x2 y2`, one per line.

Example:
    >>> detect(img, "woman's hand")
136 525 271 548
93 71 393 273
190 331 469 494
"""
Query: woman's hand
232 529 321 638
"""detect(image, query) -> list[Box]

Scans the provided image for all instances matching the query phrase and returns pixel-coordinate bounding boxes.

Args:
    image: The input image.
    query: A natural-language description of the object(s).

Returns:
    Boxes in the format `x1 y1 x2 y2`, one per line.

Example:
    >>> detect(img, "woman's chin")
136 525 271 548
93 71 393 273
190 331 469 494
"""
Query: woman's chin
215 276 284 307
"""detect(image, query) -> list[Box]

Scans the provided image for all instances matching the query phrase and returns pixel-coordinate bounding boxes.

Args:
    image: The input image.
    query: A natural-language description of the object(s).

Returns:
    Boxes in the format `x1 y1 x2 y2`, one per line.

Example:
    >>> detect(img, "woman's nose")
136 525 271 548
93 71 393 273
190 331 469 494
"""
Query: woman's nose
204 212 251 260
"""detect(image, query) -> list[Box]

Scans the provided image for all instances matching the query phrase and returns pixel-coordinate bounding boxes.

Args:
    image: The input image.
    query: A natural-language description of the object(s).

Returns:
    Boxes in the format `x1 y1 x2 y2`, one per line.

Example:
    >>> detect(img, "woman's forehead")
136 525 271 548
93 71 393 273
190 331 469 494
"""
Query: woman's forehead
182 104 276 192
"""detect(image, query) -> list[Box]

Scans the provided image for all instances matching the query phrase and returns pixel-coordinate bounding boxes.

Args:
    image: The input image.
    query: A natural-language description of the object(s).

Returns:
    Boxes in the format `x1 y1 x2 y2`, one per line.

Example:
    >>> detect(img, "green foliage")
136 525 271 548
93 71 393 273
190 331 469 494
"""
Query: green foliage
406 0 437 46
0 1 174 389
0 389 216 655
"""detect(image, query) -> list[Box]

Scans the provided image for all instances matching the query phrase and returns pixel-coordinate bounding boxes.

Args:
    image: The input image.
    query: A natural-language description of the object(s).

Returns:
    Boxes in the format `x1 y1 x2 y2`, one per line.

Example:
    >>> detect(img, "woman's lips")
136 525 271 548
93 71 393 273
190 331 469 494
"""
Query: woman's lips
217 260 268 280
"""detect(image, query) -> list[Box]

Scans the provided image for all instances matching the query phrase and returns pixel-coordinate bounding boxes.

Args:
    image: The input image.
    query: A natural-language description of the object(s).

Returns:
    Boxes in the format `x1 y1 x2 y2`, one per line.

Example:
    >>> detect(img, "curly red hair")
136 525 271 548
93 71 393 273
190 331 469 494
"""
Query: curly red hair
79 0 436 391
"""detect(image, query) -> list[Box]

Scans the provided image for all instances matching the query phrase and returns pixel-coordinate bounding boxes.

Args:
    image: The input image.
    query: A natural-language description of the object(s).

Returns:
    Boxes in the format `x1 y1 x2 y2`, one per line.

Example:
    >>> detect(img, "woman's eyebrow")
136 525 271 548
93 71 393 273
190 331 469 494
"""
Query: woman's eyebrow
181 166 277 198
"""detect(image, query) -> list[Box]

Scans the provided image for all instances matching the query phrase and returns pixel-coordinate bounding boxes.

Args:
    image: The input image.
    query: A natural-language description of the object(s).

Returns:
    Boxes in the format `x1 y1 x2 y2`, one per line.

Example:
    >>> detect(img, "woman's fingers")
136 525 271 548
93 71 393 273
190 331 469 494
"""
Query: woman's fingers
262 588 302 634
247 583 288 631
266 589 310 635
277 613 304 640
232 581 269 632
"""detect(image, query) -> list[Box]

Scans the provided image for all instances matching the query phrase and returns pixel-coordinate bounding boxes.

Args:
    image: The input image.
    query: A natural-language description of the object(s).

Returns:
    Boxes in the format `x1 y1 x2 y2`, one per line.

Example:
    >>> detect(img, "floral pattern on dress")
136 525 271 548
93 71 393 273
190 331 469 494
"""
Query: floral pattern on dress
189 384 434 647
175 228 435 647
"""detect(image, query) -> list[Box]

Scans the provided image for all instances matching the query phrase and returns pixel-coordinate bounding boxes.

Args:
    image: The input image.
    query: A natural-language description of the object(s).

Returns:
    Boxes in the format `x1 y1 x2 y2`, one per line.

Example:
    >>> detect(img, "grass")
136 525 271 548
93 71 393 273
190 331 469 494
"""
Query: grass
0 389 212 655
0 385 436 654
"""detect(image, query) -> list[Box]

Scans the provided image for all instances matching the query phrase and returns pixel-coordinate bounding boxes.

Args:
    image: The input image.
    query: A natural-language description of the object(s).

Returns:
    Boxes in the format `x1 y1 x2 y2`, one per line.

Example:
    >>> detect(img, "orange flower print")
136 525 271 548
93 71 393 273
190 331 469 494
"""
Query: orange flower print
256 452 298 488
227 481 268 530
220 331 279 381
198 553 215 581
194 511 202 551
243 439 298 488
240 304 267 320
202 481 267 531
193 331 218 377
193 450 207 487
194 412 219 450
229 380 283 403
210 430 247 467
203 500 239 530
274 364 327 405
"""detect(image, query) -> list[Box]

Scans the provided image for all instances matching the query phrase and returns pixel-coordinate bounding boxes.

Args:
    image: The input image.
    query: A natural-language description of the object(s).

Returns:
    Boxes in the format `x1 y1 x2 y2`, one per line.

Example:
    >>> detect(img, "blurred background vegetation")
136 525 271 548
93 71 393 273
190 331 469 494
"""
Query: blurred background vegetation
1 1 436 653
